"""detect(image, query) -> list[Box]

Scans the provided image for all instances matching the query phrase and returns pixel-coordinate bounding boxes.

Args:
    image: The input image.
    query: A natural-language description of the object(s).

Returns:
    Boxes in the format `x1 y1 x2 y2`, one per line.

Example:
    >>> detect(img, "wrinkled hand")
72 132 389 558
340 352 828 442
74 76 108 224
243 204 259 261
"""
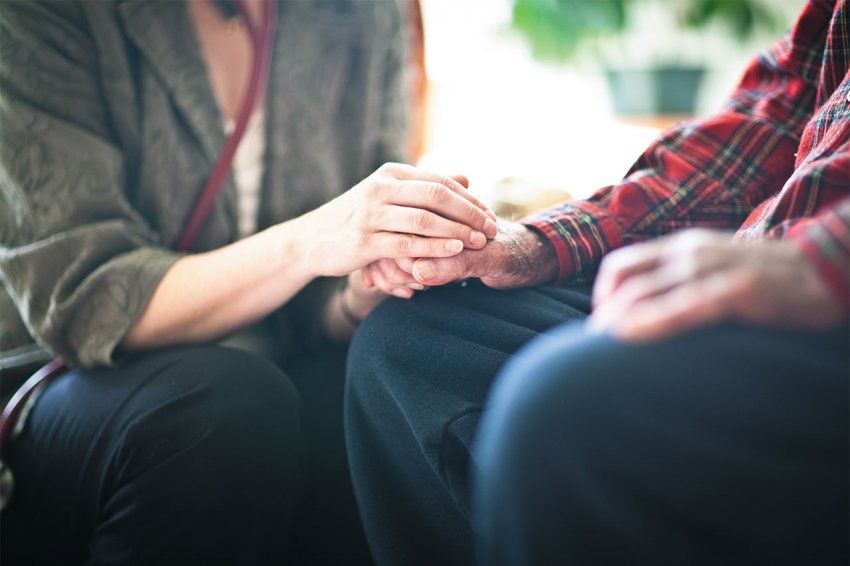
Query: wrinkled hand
389 220 559 289
588 229 846 342
297 163 498 277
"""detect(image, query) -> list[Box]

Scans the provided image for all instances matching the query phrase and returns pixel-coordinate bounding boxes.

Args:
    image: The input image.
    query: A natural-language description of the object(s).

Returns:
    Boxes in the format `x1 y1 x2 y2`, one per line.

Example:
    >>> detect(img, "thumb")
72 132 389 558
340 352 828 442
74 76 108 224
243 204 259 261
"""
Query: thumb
412 256 470 286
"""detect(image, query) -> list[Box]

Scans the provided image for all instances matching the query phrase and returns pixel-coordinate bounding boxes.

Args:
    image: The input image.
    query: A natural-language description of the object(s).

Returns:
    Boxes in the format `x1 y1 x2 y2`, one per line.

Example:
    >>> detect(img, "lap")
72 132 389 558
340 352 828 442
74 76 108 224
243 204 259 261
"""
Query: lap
3 345 305 565
349 281 593 417
476 322 850 564
346 282 592 518
488 322 849 454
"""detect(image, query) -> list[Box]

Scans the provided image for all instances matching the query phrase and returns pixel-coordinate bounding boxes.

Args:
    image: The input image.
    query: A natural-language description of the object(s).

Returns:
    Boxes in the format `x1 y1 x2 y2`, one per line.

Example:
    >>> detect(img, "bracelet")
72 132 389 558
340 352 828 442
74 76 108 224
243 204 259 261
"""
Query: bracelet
339 286 363 327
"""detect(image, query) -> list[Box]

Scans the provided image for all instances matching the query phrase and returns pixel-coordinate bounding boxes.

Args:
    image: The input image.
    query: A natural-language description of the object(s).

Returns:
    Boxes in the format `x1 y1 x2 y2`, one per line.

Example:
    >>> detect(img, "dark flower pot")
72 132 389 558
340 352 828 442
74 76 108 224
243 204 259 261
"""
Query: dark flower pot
605 65 706 116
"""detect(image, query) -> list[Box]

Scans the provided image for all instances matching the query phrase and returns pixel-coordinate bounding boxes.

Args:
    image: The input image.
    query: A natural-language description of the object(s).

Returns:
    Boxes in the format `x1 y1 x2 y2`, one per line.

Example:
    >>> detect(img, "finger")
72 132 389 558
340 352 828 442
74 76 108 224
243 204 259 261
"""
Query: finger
389 181 498 239
449 173 499 222
394 257 415 273
361 266 375 288
388 164 471 198
376 259 423 290
597 263 686 314
593 242 664 307
591 254 730 338
614 272 739 342
600 239 735 312
369 263 414 299
384 168 496 238
412 254 479 286
368 232 465 260
374 205 487 250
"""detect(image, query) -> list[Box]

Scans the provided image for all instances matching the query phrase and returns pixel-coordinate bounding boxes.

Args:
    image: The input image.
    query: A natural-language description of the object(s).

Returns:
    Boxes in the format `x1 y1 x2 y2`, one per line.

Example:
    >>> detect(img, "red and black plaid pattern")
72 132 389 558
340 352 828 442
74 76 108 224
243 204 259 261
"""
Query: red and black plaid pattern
525 0 850 308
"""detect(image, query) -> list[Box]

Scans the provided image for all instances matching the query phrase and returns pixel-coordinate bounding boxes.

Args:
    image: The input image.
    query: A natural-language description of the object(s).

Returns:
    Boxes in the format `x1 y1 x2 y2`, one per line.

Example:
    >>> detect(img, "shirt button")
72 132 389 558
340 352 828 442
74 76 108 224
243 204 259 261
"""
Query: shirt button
846 91 850 103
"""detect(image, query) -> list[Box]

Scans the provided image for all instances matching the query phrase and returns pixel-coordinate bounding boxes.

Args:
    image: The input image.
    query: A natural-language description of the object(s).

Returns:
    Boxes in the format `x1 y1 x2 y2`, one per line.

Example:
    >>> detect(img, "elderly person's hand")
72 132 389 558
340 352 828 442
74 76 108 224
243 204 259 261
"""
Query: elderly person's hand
363 220 560 297
588 229 846 341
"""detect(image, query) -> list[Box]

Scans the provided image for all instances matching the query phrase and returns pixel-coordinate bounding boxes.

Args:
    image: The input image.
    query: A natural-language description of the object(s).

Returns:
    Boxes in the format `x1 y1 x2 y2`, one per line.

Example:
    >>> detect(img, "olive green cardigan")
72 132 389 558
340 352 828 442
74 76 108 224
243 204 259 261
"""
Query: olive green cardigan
0 0 408 372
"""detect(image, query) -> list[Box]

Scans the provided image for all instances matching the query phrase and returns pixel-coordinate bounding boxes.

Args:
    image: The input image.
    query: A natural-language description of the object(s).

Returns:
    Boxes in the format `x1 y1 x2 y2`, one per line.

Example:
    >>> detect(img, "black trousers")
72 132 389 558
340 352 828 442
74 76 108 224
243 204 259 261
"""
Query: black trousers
345 282 849 565
1 345 371 566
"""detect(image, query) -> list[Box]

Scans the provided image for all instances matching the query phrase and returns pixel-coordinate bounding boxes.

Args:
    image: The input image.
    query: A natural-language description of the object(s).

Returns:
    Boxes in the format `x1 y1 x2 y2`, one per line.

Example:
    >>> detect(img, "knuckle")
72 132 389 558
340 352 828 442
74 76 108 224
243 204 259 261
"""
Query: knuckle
427 183 449 204
679 255 701 279
395 236 414 256
466 203 485 226
366 180 389 199
357 228 372 248
413 210 432 231
597 252 618 275
735 270 761 298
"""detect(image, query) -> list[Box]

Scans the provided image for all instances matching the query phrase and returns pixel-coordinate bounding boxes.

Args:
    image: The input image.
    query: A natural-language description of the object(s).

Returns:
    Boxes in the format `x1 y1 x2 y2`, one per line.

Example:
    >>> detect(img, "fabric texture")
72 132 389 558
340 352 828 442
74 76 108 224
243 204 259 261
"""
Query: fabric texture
345 283 594 566
1 346 306 565
1 345 373 566
473 322 849 566
524 0 850 309
346 284 849 566
0 0 409 371
227 107 267 239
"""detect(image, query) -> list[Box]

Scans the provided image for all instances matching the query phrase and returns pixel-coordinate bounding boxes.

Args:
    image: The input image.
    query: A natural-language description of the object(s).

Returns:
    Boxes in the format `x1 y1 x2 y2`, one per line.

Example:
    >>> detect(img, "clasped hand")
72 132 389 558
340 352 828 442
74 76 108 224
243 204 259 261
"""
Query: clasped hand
359 220 845 341
297 162 499 279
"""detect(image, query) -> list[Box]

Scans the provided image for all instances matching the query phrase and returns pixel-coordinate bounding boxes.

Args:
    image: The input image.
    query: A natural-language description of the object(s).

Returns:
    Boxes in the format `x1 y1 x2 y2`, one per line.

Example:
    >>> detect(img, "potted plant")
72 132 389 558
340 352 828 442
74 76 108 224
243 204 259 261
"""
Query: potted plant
511 0 785 116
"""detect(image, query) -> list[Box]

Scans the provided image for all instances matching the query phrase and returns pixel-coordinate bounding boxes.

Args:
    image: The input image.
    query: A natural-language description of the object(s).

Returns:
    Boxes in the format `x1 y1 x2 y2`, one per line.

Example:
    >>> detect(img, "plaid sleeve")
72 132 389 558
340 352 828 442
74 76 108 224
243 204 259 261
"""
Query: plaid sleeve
524 0 832 284
774 148 850 310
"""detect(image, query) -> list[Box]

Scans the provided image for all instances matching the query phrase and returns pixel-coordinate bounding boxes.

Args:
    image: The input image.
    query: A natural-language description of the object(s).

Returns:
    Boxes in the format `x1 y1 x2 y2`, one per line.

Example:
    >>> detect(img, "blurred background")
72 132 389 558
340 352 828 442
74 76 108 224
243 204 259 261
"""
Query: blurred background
402 0 806 217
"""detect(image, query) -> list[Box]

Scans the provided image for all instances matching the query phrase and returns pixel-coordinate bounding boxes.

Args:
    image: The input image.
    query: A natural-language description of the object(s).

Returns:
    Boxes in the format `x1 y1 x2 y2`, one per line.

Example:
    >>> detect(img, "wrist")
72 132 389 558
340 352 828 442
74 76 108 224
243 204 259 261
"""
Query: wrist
267 220 317 285
339 285 364 326
518 224 559 285
344 275 383 320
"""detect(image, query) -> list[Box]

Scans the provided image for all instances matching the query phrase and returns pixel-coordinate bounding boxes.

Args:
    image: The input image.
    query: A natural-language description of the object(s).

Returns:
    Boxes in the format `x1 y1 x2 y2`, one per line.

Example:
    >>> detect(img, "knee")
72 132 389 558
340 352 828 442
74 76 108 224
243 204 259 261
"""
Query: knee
473 323 724 506
474 324 648 499
346 296 427 402
166 345 301 429
349 297 410 370
118 346 304 487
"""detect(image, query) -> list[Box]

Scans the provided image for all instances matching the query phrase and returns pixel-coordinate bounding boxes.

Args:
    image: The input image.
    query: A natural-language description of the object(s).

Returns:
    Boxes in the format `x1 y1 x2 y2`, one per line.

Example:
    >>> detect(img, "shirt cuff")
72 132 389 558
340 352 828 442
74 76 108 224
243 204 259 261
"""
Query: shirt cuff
521 200 626 284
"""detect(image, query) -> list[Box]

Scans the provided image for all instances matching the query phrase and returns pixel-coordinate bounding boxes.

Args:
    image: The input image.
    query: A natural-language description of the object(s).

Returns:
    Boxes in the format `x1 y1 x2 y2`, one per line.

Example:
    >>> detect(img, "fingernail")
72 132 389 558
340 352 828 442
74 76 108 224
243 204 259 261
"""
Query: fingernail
413 261 435 281
393 289 412 299
445 240 463 253
470 231 486 247
408 283 425 291
483 219 498 238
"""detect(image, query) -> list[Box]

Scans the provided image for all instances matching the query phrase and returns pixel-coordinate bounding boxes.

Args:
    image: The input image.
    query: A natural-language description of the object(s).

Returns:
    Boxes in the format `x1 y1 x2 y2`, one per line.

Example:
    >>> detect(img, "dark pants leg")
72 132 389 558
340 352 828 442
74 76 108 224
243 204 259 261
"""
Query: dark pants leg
1 346 306 566
284 348 373 565
473 323 850 565
345 283 593 565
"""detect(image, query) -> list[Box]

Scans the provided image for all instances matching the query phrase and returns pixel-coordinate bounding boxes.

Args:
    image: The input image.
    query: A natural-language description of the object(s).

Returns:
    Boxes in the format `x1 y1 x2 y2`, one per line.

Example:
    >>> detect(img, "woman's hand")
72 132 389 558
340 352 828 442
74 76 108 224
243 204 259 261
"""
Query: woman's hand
295 163 498 278
588 229 846 342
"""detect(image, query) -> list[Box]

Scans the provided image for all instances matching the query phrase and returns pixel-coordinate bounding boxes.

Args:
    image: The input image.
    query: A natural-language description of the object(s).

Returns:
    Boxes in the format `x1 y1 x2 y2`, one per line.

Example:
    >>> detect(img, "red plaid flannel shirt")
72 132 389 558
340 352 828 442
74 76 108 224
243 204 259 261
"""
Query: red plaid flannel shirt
525 0 850 310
